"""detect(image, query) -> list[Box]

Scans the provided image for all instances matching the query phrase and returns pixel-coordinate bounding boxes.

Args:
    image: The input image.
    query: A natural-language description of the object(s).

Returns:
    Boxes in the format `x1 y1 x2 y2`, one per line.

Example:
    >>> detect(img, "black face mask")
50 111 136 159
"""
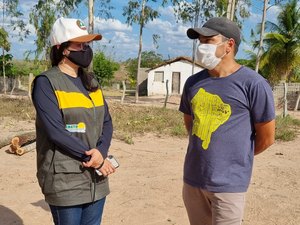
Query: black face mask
67 45 93 68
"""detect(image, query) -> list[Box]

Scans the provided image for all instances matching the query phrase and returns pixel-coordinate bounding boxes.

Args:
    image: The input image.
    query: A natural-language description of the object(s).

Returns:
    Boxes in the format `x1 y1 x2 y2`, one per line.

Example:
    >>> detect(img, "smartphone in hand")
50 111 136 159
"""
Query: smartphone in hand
95 155 119 176
107 155 119 168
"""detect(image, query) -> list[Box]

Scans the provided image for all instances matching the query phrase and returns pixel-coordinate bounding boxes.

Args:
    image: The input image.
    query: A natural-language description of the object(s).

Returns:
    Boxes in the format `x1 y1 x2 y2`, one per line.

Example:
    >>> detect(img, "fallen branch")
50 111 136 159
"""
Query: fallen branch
0 131 35 149
8 141 36 156
6 131 36 156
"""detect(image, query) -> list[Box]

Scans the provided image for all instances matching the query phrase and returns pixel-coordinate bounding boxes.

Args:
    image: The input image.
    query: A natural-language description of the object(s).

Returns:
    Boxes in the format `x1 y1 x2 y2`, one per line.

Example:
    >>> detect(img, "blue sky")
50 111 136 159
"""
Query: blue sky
2 0 283 62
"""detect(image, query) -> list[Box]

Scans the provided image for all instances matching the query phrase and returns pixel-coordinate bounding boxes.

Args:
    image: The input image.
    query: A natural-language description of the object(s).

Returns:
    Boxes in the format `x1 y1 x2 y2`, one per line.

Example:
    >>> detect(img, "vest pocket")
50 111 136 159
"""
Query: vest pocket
53 149 83 173
54 159 83 173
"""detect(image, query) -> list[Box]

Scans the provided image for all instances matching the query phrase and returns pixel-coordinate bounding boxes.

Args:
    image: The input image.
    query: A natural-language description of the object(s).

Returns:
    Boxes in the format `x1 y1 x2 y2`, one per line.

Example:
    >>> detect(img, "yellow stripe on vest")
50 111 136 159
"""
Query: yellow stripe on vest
55 89 104 109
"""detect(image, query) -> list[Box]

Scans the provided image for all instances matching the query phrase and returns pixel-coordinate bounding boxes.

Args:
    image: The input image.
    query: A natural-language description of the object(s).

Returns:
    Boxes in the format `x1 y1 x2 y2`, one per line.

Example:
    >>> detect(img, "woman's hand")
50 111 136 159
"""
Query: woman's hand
82 149 116 176
98 159 116 176
82 148 104 169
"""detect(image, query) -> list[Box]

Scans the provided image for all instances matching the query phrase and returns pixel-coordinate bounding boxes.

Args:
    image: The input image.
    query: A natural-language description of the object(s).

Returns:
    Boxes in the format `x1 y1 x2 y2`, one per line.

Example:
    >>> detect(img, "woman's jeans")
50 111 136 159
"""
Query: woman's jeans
49 197 106 225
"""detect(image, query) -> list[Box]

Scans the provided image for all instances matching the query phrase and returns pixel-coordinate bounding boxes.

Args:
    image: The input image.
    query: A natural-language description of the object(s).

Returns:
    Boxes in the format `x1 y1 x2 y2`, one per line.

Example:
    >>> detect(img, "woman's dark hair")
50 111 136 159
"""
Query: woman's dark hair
50 42 99 92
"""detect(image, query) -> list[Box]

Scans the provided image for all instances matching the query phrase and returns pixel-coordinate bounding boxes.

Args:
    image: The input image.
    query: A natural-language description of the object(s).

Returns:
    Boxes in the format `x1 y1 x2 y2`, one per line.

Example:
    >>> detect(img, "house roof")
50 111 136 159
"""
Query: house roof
146 56 203 72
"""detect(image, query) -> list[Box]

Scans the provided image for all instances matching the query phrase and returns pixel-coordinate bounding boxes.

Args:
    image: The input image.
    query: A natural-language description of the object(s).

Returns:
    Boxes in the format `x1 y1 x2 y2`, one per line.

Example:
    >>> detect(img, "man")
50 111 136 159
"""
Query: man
179 17 275 225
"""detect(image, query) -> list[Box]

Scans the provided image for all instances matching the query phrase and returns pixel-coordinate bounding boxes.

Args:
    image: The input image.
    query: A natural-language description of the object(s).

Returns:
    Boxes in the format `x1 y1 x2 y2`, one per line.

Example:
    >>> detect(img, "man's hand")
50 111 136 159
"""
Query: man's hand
254 119 275 155
184 114 193 134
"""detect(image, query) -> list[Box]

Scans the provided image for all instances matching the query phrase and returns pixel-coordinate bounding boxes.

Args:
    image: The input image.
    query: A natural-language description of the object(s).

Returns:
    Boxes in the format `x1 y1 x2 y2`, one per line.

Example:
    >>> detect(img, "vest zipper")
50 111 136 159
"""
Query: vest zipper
89 95 98 203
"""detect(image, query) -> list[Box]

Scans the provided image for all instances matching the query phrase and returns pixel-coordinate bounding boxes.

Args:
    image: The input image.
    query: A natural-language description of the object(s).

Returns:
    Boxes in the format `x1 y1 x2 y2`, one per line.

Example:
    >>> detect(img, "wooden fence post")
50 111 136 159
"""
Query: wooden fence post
28 73 34 99
121 80 126 104
164 80 169 108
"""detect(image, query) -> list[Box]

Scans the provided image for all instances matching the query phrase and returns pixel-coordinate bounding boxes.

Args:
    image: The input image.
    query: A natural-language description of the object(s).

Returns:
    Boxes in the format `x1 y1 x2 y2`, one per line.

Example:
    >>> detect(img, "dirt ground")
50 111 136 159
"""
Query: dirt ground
0 108 299 225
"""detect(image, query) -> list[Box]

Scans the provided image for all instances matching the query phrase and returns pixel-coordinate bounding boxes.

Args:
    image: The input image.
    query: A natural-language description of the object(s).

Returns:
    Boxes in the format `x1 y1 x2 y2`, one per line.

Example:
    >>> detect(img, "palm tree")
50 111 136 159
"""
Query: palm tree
259 0 300 116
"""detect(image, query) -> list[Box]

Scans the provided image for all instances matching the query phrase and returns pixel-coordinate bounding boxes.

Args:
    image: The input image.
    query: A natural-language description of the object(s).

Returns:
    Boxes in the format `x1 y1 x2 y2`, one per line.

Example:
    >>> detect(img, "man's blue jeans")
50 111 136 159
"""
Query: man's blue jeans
49 197 106 225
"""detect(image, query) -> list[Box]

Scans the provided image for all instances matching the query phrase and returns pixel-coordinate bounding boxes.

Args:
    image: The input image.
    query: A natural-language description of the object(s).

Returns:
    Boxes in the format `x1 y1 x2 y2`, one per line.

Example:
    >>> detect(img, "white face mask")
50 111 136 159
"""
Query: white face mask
196 42 227 70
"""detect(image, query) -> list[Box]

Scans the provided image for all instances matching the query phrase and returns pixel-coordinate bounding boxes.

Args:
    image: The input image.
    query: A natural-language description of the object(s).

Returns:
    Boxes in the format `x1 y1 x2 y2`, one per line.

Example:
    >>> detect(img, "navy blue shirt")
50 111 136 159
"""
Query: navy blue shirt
32 74 113 162
179 66 275 192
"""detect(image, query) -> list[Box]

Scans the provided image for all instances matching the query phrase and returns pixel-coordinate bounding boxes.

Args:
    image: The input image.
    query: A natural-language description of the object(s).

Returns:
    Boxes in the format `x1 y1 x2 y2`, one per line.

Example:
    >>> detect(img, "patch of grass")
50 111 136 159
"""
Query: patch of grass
275 130 296 142
102 89 122 97
0 97 35 120
113 132 134 144
109 103 186 139
2 96 300 143
275 115 300 141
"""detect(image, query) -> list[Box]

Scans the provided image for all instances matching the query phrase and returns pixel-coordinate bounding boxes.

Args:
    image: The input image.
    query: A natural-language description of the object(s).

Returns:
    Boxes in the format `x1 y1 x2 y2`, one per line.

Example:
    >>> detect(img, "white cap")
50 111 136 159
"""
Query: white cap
50 17 102 46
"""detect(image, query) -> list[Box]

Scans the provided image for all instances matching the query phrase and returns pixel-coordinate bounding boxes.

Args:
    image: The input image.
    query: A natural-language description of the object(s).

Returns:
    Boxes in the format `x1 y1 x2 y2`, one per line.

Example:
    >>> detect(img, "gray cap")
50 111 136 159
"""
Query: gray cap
187 17 241 47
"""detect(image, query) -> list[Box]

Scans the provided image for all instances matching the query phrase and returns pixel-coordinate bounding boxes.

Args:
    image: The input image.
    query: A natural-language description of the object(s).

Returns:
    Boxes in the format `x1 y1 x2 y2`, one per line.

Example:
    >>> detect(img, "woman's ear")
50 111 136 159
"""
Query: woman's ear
62 48 69 56
56 45 60 49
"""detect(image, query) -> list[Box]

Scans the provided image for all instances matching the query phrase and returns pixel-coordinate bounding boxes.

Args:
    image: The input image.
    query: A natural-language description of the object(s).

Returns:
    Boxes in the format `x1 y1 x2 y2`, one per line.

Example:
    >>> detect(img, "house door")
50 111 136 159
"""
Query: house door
172 72 180 94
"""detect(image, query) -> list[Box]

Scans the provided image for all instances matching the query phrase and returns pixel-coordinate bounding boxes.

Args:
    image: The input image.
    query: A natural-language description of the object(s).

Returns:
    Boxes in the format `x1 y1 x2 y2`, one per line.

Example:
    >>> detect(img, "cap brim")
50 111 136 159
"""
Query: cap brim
69 34 102 42
187 27 220 39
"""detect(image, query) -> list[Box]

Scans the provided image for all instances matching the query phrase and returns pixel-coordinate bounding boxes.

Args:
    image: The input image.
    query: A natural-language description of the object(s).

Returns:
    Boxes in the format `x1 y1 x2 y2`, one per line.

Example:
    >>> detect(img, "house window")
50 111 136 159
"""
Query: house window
154 71 164 82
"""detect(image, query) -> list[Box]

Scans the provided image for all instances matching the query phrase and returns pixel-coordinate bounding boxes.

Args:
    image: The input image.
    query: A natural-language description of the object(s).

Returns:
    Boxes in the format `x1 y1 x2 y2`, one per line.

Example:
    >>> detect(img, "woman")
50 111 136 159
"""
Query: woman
32 17 115 225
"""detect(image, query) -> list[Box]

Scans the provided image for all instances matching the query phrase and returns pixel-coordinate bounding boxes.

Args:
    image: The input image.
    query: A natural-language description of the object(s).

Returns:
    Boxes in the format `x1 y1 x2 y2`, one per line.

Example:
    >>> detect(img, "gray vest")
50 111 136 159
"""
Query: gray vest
34 67 109 206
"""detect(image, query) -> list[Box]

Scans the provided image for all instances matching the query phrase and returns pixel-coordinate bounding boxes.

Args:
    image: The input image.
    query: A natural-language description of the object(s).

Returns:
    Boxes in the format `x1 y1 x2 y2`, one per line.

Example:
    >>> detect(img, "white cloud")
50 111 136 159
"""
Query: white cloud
247 12 261 25
266 5 280 24
158 5 175 21
94 17 132 32
19 0 36 12
9 1 285 61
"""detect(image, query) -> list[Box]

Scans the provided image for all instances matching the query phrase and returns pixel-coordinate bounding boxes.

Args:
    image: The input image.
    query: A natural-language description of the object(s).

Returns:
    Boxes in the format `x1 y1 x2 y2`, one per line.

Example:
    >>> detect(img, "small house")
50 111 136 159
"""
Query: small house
147 56 203 96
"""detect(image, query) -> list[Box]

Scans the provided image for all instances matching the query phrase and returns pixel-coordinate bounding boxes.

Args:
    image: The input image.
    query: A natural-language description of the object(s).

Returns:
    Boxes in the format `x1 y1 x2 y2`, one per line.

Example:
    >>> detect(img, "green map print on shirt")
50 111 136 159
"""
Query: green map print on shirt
191 88 232 150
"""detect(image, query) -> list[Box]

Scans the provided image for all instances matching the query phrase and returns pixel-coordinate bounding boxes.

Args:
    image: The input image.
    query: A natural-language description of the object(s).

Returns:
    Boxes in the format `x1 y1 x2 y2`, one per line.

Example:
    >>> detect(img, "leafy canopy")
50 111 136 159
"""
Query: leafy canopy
259 0 300 82
93 52 120 86
125 50 163 80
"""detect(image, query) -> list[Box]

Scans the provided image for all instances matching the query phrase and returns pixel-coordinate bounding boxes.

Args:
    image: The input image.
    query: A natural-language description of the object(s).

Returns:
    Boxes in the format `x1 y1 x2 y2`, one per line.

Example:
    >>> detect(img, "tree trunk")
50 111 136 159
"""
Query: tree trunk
255 0 268 72
226 0 232 19
2 47 6 94
226 0 236 20
135 0 146 103
192 1 200 75
230 0 236 20
2 0 6 95
10 77 16 95
88 0 94 72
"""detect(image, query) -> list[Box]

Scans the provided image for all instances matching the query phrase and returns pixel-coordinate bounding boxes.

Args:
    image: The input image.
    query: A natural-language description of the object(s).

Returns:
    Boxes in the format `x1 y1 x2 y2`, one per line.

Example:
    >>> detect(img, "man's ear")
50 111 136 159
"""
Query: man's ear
226 39 235 53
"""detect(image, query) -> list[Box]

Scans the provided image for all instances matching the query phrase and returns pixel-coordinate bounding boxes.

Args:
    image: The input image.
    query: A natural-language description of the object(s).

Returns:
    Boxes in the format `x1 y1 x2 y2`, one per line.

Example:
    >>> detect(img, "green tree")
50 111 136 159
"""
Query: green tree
93 52 119 86
259 0 300 115
171 0 212 74
125 50 163 82
0 54 13 76
0 28 10 52
260 0 300 80
29 0 113 64
11 60 45 77
1 0 28 94
0 28 10 83
225 0 250 20
29 0 82 61
251 0 284 72
236 58 255 71
123 0 168 103
171 0 250 73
